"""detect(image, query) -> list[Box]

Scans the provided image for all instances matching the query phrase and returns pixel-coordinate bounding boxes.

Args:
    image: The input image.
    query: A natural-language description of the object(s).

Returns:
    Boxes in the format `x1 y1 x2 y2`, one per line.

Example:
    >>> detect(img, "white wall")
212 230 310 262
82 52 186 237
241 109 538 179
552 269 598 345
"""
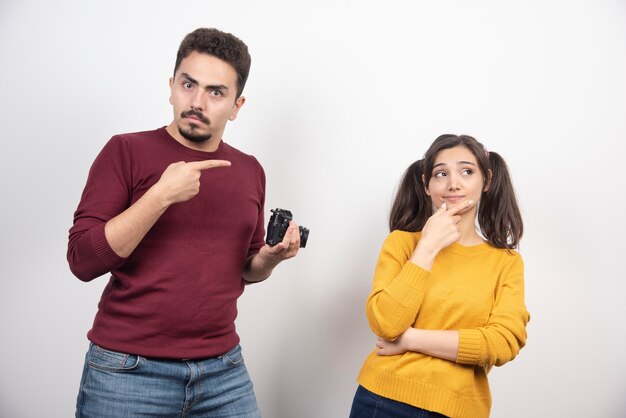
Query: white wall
1 1 625 417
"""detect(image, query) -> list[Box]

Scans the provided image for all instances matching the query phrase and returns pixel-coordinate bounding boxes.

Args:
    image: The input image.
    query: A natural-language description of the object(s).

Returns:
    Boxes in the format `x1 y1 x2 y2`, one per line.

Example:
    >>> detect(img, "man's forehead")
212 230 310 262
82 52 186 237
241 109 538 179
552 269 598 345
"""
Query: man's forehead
175 52 237 86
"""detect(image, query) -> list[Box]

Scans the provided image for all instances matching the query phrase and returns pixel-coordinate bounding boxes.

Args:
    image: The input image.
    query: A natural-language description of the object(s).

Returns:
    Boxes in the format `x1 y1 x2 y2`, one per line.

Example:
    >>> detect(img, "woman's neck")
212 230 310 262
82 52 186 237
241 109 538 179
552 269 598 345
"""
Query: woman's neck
456 214 484 246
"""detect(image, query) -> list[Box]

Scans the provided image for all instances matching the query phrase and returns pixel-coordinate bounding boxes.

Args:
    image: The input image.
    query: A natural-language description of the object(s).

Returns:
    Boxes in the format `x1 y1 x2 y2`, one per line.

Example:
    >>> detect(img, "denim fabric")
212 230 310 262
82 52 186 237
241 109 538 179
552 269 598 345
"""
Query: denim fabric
349 385 448 418
76 343 260 417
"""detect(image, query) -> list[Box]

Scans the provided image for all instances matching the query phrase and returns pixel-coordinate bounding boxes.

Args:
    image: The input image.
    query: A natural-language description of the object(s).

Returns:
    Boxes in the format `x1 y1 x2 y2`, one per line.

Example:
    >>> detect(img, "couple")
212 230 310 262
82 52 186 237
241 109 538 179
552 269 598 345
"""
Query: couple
68 28 529 418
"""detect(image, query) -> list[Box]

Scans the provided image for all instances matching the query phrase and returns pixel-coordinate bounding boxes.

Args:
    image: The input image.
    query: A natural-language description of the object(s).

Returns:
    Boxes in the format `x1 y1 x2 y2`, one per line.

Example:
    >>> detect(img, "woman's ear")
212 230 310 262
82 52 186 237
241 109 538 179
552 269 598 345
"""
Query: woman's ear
483 169 493 192
422 174 431 196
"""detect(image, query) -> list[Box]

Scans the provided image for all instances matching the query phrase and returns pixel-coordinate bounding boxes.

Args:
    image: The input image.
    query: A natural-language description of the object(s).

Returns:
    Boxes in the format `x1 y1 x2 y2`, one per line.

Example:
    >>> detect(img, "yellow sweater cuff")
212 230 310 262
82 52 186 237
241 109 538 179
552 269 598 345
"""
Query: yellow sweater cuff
399 261 430 290
457 329 482 365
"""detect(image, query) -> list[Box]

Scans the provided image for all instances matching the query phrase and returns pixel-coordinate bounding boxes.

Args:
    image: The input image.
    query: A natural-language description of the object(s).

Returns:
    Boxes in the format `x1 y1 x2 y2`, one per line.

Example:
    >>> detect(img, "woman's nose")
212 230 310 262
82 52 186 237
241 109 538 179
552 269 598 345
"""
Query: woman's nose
448 176 460 191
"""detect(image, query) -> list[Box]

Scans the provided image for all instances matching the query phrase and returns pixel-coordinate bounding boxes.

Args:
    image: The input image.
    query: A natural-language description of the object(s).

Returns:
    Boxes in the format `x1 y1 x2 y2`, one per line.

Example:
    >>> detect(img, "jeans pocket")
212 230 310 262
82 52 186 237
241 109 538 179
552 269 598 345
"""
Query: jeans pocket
220 344 244 367
88 344 142 372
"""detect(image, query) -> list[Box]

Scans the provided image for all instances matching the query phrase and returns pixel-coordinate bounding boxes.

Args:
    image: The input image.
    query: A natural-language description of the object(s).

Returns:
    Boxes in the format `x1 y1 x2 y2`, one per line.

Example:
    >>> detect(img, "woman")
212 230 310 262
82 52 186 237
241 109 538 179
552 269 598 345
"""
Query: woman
349 134 530 418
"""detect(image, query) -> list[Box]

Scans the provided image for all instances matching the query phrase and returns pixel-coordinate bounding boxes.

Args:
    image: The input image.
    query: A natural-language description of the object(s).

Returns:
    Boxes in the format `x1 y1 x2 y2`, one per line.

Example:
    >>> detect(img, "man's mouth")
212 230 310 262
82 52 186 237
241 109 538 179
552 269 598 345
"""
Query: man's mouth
181 110 209 125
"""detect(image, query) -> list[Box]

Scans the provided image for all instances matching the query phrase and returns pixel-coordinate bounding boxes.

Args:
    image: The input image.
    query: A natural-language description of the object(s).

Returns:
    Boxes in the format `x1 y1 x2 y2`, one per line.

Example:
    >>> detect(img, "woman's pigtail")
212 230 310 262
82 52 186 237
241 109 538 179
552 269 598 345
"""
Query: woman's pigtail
389 160 432 232
478 152 523 249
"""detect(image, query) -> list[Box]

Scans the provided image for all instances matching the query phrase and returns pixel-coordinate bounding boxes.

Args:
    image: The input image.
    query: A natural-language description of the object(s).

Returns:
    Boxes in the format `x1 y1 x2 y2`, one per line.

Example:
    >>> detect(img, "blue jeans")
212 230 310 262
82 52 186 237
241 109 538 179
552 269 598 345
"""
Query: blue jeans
76 343 260 417
349 385 448 418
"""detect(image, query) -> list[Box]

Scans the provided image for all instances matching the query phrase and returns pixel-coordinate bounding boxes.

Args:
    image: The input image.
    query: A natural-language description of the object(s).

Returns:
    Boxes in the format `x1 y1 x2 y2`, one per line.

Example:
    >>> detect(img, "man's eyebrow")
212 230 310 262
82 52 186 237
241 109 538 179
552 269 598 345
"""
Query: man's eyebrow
205 84 229 91
180 73 199 85
180 73 229 91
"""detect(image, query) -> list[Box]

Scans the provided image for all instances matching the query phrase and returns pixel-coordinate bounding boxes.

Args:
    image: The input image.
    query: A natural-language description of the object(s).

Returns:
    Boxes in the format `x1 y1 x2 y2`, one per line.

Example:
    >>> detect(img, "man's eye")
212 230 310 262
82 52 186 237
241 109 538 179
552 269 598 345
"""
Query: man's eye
183 82 193 89
211 90 222 97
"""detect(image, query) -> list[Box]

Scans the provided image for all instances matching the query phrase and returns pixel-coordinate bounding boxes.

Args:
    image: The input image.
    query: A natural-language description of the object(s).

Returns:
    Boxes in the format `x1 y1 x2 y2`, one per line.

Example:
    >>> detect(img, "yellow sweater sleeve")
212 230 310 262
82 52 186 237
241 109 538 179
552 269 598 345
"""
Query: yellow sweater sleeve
457 253 530 367
366 231 431 340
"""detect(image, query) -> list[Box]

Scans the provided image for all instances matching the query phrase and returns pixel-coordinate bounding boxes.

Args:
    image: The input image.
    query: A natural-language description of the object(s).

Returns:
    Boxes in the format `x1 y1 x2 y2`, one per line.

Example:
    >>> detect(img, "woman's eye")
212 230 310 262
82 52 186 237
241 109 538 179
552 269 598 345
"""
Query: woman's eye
462 169 473 175
434 171 446 178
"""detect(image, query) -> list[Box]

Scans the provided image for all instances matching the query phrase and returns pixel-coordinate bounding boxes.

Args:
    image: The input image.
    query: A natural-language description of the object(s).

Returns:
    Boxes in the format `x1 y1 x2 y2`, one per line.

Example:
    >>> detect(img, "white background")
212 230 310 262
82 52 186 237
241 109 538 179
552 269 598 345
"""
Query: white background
1 1 625 417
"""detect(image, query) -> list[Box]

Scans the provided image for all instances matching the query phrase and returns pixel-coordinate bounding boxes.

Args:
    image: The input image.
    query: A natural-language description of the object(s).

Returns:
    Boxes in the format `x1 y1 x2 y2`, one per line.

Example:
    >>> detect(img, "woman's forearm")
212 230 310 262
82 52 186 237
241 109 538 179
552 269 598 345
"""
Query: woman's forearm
377 328 460 362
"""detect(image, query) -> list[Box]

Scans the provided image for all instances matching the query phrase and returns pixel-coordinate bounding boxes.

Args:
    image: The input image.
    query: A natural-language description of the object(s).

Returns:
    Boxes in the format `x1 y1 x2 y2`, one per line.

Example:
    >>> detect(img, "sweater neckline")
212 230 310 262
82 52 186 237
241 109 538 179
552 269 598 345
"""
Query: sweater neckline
443 241 491 256
157 126 226 158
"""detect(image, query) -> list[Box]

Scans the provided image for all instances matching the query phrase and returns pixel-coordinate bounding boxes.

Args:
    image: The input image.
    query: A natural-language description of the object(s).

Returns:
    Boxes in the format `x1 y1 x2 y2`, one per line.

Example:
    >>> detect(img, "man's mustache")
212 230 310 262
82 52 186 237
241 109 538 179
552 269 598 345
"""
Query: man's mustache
181 109 210 124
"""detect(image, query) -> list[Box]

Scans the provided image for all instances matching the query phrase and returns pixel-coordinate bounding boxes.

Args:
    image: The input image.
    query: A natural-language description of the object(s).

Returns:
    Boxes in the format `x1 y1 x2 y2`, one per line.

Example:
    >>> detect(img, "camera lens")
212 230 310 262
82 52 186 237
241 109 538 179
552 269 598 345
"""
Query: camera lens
299 226 309 248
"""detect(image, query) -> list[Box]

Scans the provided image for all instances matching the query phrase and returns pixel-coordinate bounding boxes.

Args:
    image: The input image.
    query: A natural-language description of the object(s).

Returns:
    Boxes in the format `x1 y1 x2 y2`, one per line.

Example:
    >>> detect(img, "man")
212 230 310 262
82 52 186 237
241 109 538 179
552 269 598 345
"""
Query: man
68 28 300 417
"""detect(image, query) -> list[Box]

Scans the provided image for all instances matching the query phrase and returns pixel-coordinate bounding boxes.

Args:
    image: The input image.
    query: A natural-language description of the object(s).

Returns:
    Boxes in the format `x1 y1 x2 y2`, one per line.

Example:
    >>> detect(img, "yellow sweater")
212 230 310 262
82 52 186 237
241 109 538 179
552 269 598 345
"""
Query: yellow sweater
357 231 529 418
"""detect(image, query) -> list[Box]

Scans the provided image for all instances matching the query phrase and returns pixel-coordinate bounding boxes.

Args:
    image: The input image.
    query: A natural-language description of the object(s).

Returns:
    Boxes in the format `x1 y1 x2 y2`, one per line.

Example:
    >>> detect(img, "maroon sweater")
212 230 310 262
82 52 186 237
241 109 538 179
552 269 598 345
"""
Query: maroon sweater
68 127 266 358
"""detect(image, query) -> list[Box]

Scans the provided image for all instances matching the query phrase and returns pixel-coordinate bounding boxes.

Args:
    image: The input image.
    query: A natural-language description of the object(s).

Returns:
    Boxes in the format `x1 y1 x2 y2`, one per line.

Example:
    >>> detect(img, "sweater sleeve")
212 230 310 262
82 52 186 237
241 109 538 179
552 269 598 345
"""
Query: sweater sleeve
456 253 530 367
67 137 129 281
366 232 431 340
246 161 266 259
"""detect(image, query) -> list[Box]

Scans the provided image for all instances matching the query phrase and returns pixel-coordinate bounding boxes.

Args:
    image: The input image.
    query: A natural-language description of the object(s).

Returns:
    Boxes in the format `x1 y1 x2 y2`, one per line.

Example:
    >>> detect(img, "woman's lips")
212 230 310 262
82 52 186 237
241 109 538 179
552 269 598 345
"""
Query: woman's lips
443 195 465 203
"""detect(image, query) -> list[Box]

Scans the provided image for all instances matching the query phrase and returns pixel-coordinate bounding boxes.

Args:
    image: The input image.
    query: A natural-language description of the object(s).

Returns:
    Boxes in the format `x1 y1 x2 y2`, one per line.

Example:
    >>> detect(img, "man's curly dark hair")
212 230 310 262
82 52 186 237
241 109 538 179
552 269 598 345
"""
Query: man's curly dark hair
174 28 251 98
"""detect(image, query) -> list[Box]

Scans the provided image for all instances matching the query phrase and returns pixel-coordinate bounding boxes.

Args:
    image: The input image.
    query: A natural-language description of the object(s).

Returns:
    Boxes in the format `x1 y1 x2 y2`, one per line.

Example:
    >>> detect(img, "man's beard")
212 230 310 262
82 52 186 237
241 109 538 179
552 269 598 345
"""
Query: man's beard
179 109 211 143
178 125 212 143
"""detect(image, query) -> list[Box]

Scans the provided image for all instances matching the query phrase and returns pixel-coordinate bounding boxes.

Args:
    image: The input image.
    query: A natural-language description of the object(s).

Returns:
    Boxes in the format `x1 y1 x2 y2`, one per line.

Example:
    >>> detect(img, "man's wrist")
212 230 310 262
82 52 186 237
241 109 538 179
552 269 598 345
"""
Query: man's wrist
255 249 281 271
146 183 173 210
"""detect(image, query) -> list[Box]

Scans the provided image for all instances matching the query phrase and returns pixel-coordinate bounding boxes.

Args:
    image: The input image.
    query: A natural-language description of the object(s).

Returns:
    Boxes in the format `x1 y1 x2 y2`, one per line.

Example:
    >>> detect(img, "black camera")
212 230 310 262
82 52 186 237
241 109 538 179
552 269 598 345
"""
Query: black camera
266 208 309 248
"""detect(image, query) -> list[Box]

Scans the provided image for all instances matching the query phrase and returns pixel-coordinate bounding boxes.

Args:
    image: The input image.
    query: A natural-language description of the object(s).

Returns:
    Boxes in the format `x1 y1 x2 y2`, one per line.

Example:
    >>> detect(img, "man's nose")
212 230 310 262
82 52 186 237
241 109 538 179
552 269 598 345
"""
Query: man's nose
191 90 205 110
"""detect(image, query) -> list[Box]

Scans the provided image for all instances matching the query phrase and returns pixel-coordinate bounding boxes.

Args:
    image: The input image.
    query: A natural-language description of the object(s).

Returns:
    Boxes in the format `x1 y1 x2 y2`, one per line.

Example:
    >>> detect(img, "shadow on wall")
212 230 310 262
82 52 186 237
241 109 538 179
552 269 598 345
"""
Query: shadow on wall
263 225 383 418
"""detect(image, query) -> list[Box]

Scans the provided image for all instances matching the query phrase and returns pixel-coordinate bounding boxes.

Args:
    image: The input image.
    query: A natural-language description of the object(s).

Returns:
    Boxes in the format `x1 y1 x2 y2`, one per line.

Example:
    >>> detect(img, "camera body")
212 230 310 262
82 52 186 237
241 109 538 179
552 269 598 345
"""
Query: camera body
266 208 309 248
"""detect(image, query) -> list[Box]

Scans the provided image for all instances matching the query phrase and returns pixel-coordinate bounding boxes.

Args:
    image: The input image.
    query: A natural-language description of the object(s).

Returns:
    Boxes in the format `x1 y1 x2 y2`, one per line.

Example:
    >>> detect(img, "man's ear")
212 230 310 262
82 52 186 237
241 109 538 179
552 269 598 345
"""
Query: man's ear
168 77 174 105
229 96 246 121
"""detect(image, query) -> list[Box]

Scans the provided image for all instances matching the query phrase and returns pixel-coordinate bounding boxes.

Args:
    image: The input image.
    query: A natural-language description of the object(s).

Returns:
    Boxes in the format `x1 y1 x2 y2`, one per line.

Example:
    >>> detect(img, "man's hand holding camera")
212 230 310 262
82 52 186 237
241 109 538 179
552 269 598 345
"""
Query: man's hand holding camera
242 208 309 283
261 220 302 259
242 222 301 283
